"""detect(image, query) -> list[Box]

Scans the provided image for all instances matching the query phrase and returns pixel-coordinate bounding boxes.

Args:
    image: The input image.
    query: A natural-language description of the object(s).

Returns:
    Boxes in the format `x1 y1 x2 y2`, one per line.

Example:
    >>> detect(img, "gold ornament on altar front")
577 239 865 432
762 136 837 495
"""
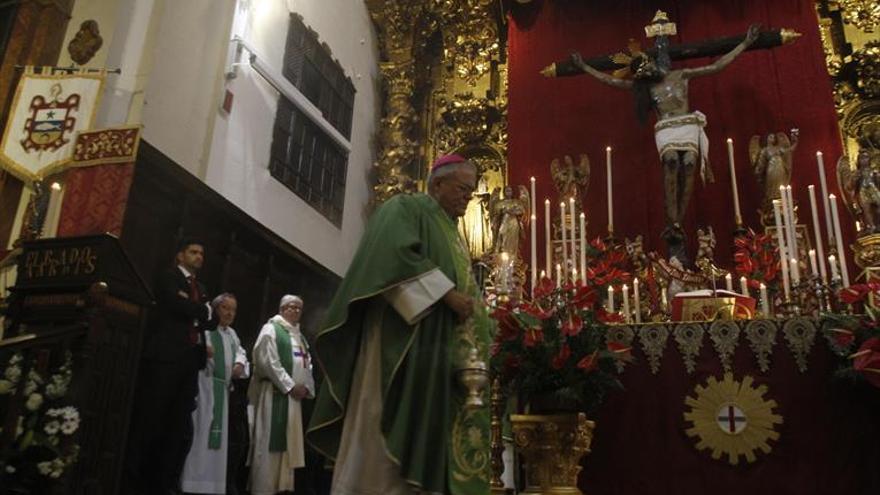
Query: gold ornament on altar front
684 373 782 465
510 413 595 495
853 233 880 268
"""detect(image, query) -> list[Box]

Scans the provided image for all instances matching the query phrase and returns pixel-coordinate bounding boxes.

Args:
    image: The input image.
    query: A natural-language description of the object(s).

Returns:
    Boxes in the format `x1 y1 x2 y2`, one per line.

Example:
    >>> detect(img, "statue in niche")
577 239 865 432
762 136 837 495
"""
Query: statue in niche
550 154 590 208
488 185 530 259
838 147 880 235
749 129 799 224
569 12 760 263
68 20 103 65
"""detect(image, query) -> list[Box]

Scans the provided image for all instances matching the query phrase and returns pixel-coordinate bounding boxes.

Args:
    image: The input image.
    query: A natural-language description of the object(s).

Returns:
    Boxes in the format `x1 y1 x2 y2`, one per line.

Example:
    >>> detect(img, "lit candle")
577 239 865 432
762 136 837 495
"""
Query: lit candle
773 200 791 301
817 151 835 246
606 146 613 235
808 249 818 276
569 197 577 264
530 176 537 213
572 268 578 286
500 252 510 292
545 199 552 276
560 202 569 275
633 278 642 323
726 138 743 225
725 273 733 292
760 283 770 316
829 194 850 287
857 221 863 232
740 276 749 297
556 263 562 288
607 285 615 313
779 186 799 283
43 182 63 238
530 213 537 297
661 286 669 312
829 254 839 280
790 258 799 286
540 269 546 279
808 185 828 283
579 212 586 280
622 284 631 323
785 185 799 274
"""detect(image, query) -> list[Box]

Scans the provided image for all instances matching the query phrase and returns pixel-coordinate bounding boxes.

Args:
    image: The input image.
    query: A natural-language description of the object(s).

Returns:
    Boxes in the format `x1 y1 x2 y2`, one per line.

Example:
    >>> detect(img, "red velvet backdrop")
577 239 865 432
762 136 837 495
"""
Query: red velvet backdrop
508 0 851 272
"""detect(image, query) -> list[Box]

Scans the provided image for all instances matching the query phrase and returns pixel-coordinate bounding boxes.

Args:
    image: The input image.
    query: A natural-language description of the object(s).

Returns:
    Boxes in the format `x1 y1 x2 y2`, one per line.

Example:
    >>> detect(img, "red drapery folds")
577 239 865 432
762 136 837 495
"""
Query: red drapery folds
57 127 140 237
507 0 850 272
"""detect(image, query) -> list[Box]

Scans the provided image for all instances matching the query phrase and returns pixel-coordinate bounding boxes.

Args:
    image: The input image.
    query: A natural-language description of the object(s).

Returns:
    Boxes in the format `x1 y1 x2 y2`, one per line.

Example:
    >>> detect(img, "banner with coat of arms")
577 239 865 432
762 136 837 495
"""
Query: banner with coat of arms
0 68 105 182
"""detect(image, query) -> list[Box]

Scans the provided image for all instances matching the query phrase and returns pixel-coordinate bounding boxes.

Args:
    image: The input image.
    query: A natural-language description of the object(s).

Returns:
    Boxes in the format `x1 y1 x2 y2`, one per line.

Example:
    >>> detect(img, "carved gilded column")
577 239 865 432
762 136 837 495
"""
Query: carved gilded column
373 59 419 204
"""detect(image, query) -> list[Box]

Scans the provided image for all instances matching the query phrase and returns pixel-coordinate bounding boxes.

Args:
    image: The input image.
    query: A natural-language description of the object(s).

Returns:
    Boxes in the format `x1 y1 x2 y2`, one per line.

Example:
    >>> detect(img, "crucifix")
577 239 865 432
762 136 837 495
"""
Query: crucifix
543 11 800 264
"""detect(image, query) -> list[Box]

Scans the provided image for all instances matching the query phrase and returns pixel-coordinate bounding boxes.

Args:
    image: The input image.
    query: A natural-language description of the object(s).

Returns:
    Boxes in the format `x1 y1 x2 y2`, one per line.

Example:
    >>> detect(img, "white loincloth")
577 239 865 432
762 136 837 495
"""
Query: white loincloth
654 110 712 183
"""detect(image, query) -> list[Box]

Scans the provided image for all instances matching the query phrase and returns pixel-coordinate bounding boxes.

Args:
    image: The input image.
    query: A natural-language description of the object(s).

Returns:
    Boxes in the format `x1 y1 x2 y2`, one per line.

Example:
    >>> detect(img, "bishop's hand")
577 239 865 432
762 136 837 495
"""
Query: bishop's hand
443 289 475 322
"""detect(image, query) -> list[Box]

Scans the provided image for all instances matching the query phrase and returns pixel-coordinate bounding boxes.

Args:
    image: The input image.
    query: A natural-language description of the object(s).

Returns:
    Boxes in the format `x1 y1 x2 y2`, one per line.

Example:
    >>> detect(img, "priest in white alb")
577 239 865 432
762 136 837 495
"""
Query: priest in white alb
181 293 250 494
248 295 315 495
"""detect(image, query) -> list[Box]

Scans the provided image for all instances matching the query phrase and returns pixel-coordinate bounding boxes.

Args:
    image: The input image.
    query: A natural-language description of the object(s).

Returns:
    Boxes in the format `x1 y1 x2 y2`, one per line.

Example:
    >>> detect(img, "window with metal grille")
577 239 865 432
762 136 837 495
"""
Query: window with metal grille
268 14 354 227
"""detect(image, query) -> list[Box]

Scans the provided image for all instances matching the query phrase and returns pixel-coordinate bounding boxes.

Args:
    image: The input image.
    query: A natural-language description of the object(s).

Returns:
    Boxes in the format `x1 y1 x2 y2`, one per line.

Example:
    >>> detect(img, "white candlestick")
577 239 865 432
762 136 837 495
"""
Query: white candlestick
740 276 749 297
499 252 510 292
829 194 850 287
829 254 839 280
43 182 63 238
606 146 613 234
607 285 615 313
785 185 799 267
560 202 568 275
725 273 733 292
579 212 586 280
773 200 791 301
569 197 577 264
779 186 799 283
808 249 818 276
540 269 546 279
530 213 537 297
633 278 642 323
726 138 743 225
545 199 552 276
789 258 799 286
556 263 562 288
622 284 631 323
817 151 835 245
530 177 536 215
808 185 828 283
760 283 770 316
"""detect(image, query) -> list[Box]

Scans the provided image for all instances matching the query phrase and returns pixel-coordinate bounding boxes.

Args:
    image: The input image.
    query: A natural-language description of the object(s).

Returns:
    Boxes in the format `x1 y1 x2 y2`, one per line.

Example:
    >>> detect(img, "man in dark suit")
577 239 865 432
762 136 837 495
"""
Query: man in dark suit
126 237 211 494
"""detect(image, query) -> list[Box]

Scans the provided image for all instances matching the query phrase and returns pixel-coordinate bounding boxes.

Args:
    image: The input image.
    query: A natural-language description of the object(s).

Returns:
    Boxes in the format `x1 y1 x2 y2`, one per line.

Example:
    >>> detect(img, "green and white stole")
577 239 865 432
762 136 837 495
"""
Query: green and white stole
269 321 294 452
208 330 227 449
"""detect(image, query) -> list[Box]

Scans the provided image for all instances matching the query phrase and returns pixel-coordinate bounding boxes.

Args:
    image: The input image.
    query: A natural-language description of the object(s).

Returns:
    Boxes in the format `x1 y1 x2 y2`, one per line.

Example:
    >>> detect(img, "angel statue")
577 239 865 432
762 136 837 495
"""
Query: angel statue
838 148 880 235
750 129 799 224
550 154 590 208
489 185 530 259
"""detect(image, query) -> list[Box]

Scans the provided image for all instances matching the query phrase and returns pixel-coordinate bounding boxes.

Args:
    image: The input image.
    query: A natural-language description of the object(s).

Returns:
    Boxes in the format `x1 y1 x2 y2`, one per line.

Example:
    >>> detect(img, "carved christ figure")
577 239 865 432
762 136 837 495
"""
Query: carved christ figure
569 14 760 262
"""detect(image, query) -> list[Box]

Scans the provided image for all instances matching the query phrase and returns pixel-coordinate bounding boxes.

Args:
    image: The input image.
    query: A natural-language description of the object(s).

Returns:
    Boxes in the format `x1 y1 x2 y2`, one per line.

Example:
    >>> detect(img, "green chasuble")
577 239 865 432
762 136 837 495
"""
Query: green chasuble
307 193 494 495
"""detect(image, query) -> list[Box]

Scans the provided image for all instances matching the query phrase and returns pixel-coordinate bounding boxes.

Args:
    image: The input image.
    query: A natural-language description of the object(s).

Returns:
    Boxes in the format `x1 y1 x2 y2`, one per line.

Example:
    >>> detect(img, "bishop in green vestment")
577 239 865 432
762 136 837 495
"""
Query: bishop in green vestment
307 156 494 495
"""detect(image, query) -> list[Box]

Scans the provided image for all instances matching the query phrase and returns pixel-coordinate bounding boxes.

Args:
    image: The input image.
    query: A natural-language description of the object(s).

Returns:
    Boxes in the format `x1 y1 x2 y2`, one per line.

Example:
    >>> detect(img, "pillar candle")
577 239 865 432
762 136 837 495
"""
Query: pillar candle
829 254 839 280
808 249 818 276
560 202 568 275
633 278 642 324
760 283 770 316
829 194 850 287
607 285 615 313
785 185 799 267
779 186 799 283
726 138 743 225
606 146 613 234
817 151 835 246
544 199 552 276
530 213 537 297
808 185 828 283
740 276 749 297
556 263 562 288
773 200 791 301
622 284 631 323
579 212 586 280
724 273 733 292
569 197 577 264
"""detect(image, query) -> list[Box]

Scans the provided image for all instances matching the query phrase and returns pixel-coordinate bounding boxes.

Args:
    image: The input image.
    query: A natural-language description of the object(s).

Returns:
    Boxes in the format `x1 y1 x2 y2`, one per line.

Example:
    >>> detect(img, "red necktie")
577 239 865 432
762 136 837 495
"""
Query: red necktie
188 276 200 344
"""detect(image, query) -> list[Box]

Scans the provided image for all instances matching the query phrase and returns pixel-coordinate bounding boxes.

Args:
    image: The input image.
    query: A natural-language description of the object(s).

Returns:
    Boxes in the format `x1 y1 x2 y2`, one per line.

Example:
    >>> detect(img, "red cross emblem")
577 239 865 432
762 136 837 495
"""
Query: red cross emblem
716 403 747 434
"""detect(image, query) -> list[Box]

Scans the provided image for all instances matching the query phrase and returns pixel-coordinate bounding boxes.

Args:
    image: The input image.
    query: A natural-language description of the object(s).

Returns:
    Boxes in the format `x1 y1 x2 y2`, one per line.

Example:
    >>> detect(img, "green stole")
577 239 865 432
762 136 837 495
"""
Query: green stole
208 330 226 449
307 193 493 495
270 321 293 452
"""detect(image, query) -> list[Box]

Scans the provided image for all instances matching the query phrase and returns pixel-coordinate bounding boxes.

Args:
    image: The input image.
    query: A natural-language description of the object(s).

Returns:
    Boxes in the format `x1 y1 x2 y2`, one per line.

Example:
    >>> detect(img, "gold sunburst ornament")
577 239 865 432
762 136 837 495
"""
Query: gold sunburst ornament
684 373 783 465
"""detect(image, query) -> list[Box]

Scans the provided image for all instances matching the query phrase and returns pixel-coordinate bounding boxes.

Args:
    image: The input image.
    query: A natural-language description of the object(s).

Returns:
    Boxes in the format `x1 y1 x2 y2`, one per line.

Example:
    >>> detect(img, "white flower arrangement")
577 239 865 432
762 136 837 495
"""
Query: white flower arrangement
0 352 24 395
24 392 43 411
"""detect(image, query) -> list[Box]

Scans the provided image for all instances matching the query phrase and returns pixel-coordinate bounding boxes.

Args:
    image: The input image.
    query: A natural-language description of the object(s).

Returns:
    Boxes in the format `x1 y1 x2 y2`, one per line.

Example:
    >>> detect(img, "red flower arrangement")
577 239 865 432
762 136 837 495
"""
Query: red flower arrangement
490 274 627 414
733 229 780 291
822 283 880 389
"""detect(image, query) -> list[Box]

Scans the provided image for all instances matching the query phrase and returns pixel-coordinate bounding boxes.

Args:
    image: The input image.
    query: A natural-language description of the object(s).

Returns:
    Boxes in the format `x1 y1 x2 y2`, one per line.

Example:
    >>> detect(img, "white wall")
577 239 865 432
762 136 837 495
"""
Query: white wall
140 0 380 276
